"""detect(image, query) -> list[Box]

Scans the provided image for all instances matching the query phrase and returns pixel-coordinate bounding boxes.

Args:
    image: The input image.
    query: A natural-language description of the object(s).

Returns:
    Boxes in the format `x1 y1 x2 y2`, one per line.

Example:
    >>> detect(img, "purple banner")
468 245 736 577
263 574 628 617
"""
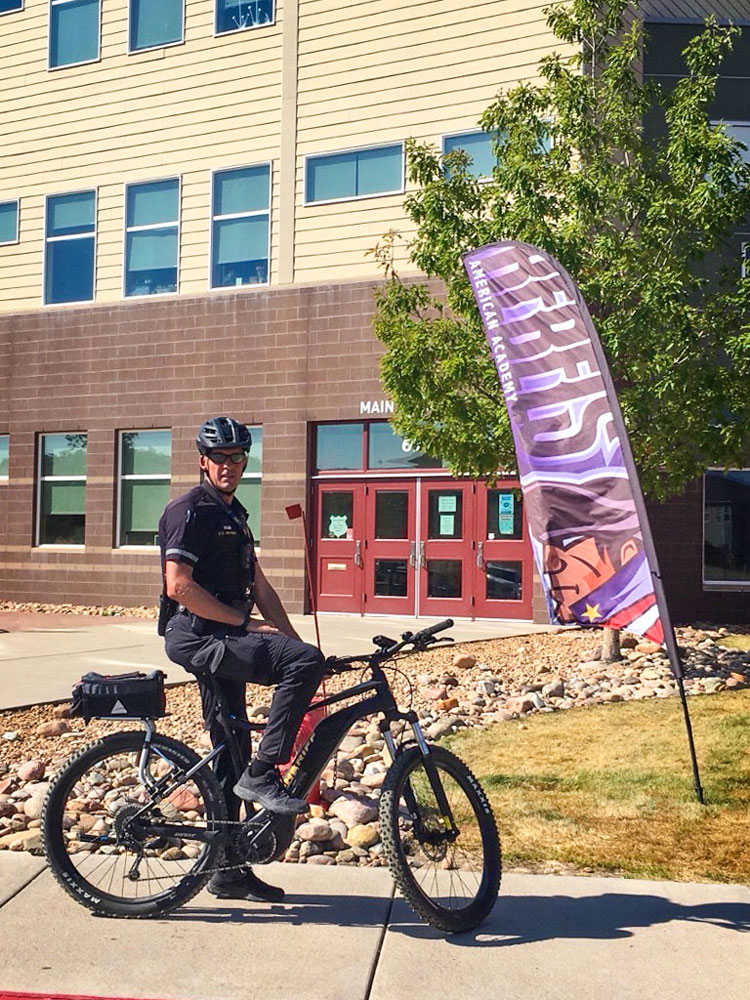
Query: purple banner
464 241 680 669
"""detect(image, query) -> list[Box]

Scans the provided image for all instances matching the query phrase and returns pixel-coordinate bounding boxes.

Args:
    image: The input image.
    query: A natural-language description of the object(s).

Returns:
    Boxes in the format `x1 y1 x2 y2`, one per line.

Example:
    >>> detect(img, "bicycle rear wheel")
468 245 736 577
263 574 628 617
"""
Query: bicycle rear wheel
42 731 226 918
379 744 501 933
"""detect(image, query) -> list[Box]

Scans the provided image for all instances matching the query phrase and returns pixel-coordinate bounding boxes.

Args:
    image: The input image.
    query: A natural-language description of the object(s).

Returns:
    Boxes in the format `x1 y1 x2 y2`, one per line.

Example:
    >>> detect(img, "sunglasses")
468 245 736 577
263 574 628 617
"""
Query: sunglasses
208 451 247 465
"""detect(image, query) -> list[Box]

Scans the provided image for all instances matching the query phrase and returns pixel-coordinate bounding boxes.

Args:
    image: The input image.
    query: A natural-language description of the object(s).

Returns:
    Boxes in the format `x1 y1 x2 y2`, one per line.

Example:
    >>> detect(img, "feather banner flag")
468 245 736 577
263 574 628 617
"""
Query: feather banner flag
463 241 679 670
465 241 705 801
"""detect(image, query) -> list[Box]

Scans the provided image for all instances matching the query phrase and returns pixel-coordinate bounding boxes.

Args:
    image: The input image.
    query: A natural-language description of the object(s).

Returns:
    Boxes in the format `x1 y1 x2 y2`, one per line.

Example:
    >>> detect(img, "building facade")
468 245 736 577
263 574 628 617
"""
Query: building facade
0 0 748 623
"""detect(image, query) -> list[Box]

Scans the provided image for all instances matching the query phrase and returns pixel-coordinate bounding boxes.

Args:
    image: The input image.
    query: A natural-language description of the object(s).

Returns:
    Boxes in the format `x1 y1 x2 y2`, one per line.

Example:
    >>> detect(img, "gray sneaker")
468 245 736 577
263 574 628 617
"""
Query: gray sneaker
233 768 309 815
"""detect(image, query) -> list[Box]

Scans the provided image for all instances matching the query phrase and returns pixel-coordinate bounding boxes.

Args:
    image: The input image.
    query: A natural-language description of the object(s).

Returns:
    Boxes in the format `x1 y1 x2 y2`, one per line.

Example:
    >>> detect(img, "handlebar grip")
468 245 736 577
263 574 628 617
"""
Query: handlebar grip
419 618 454 639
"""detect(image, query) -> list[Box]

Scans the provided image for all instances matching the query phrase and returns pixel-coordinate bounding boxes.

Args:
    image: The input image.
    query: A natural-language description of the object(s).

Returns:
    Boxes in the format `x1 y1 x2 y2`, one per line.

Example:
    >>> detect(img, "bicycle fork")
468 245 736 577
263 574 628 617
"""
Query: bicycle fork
383 715 459 842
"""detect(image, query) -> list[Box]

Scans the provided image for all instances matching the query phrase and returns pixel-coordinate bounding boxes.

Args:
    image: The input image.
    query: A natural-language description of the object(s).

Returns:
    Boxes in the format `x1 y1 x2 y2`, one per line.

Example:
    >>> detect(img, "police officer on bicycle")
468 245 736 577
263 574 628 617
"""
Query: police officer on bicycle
158 416 326 902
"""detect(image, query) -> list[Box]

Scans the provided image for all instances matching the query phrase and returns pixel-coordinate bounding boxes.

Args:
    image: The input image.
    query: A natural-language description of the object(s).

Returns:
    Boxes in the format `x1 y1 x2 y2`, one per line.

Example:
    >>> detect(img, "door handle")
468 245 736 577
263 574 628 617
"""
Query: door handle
477 541 484 569
419 540 425 569
354 540 363 568
409 541 417 568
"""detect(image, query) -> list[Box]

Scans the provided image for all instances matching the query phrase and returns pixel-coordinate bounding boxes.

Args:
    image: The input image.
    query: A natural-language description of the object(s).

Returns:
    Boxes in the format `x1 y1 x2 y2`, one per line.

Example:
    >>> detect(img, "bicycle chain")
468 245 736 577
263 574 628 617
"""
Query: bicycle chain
110 816 281 883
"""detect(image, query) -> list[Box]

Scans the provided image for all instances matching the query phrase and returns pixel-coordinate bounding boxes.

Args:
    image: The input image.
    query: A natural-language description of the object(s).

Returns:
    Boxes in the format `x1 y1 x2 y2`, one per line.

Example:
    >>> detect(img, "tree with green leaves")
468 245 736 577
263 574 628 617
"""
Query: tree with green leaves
371 0 750 503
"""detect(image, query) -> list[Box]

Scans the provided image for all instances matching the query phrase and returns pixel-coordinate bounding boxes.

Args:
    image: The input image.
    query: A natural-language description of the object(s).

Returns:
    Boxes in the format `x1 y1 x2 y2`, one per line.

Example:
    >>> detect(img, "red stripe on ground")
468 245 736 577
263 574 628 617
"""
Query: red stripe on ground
0 992 175 1000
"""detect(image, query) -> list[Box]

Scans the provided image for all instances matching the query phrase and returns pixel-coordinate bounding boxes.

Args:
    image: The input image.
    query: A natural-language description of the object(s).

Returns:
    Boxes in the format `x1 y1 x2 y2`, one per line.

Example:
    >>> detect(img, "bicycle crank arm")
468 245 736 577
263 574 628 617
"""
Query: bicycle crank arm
133 823 223 843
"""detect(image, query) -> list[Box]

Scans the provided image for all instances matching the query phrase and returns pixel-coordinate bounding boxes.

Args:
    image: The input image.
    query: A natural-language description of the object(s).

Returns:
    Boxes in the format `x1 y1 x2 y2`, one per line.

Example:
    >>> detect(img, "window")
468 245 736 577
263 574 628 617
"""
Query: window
443 131 498 179
0 436 8 481
368 423 441 470
125 179 179 297
487 488 523 540
44 191 95 305
305 144 403 204
211 165 270 288
234 426 262 543
443 129 551 179
314 421 445 472
714 121 750 164
0 1 24 14
49 0 100 68
0 200 18 244
129 0 183 52
216 0 273 34
704 470 750 585
37 433 87 546
315 424 364 471
117 431 171 546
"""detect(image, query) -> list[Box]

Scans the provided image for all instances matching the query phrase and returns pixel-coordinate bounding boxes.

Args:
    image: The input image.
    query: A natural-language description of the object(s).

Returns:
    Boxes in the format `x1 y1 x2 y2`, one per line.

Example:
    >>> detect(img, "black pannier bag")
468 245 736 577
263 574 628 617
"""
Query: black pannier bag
70 670 167 722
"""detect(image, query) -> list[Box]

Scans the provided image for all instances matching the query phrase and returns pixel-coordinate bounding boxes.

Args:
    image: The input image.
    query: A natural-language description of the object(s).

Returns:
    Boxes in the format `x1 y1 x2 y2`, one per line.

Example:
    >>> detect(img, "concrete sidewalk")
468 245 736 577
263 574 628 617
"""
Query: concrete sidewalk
0 613 553 710
0 854 748 1000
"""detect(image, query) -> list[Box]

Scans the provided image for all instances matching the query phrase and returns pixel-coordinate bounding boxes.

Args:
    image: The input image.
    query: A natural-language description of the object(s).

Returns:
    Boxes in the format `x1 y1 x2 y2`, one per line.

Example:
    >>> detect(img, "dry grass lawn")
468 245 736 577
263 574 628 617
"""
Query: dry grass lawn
719 634 750 652
446 690 750 883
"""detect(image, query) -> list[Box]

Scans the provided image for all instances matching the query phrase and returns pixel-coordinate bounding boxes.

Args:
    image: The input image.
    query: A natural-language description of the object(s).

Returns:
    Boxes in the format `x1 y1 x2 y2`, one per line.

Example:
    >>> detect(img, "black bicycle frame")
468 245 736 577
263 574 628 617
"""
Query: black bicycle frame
135 659 458 846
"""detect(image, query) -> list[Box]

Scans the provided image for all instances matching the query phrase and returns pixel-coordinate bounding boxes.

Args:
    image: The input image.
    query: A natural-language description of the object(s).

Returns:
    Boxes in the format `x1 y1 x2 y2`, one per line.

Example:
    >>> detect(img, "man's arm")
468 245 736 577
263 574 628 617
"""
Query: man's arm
253 563 302 641
165 560 246 627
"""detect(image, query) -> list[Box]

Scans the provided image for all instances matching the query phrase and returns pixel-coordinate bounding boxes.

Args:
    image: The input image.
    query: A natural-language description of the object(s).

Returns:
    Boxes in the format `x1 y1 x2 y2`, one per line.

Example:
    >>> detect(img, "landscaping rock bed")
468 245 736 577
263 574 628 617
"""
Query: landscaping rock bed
0 600 157 620
1 624 748 868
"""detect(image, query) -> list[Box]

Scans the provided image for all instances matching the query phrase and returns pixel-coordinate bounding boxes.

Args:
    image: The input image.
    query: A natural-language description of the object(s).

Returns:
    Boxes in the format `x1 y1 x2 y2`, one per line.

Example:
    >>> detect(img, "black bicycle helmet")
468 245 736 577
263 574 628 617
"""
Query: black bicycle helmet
196 417 252 455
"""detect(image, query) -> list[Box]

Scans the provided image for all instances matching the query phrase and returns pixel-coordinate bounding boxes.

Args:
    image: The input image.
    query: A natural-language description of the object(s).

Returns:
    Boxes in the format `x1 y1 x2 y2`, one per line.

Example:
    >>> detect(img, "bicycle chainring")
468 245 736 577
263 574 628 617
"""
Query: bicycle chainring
234 813 296 865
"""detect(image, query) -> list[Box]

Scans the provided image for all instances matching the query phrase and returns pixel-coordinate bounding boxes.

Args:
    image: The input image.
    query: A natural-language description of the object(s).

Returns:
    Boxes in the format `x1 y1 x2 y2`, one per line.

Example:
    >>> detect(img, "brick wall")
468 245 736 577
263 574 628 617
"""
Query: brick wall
647 483 750 625
1 282 747 624
0 281 386 611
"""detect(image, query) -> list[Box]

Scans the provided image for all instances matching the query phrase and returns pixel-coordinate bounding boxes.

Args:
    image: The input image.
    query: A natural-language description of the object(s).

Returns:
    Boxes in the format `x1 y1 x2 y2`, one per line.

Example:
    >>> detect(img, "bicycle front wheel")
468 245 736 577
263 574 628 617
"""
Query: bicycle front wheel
379 744 501 933
42 731 226 918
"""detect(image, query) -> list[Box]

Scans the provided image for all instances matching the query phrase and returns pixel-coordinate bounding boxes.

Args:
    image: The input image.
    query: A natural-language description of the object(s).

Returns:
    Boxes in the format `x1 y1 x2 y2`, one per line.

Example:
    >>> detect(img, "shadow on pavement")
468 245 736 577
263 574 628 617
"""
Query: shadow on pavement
167 890 750 947
389 892 750 946
171 893 392 927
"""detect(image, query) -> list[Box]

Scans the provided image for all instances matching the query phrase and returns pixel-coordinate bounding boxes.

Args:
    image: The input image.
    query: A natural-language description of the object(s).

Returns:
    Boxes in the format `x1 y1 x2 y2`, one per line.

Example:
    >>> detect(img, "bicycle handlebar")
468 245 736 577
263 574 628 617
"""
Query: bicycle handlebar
325 618 455 674
417 618 454 639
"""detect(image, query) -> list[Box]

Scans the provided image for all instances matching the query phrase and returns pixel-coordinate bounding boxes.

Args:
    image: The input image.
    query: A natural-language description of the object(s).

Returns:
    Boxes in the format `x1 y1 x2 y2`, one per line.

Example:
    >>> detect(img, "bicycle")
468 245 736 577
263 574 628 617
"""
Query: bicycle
42 618 502 933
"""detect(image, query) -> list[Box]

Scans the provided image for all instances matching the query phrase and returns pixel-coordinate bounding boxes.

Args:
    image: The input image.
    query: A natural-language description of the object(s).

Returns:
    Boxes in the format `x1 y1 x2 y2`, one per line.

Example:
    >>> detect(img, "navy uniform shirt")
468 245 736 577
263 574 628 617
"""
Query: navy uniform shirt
158 480 256 605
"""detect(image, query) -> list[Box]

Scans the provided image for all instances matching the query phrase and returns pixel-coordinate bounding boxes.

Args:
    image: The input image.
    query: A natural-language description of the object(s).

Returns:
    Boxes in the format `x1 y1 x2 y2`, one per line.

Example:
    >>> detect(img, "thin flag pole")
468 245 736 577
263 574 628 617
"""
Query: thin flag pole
285 503 322 652
580 295 705 805
651 579 705 804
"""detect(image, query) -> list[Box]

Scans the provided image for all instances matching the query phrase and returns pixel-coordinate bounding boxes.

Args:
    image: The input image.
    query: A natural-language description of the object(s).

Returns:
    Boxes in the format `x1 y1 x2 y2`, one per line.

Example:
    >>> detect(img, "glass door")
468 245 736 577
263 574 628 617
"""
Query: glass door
363 481 417 615
418 482 475 617
315 484 365 613
473 483 533 619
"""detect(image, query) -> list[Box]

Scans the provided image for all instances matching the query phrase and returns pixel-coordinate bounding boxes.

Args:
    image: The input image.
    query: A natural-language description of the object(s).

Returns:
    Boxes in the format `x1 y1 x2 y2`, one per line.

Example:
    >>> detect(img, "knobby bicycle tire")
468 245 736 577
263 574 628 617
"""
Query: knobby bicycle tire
42 731 226 918
379 744 501 933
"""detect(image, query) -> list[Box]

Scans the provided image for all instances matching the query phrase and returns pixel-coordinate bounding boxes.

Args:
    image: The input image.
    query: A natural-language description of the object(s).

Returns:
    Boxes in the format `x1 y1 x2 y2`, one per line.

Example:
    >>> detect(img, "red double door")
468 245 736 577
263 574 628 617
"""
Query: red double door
314 479 533 619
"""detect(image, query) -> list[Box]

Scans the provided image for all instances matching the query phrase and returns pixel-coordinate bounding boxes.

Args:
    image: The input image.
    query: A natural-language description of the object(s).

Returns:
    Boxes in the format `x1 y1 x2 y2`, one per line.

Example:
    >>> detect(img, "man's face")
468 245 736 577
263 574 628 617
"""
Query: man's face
200 447 247 495
542 535 617 621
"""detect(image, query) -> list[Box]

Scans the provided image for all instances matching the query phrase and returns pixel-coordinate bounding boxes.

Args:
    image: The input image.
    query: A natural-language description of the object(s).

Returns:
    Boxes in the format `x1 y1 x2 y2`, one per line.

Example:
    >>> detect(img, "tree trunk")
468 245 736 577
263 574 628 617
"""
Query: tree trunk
601 627 622 663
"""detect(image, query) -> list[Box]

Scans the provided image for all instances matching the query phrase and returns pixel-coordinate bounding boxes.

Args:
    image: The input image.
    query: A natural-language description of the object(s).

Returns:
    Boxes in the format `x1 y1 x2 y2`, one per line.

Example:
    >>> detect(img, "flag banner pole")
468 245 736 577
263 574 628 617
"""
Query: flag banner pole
283 503 325 804
285 503 322 651
300 508 322 652
463 240 704 802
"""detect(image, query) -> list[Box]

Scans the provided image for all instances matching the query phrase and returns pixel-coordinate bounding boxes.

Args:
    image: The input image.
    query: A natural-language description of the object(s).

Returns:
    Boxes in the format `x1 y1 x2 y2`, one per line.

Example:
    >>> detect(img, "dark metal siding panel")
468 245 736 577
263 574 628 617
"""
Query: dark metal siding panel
641 1 750 23
644 21 750 82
